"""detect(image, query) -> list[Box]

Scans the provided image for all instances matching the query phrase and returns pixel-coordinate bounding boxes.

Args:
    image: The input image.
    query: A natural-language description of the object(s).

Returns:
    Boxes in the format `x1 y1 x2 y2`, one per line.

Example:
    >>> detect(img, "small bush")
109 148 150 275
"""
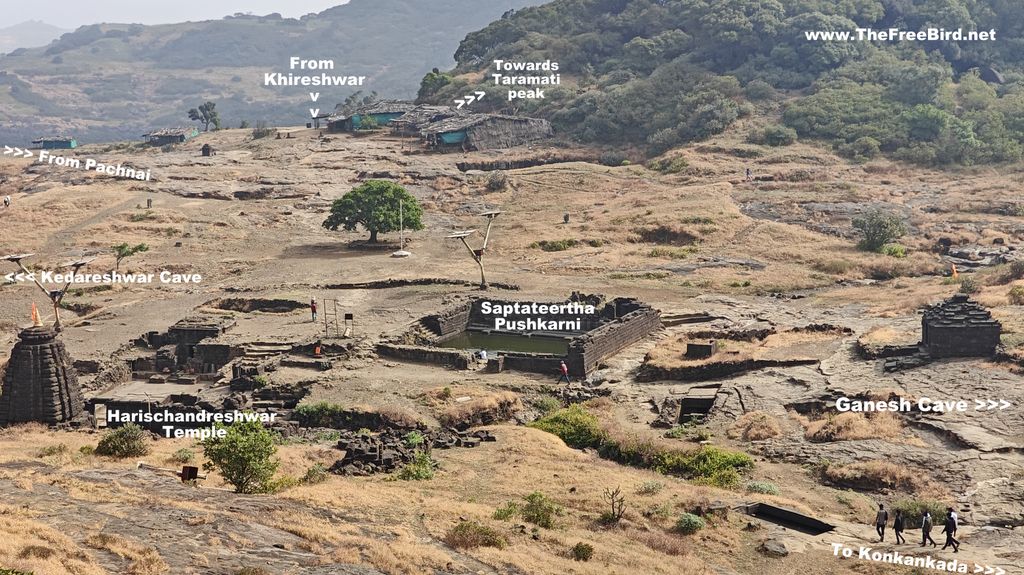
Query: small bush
695 467 742 490
881 243 907 258
571 542 594 562
1009 285 1024 305
532 239 579 252
748 124 797 146
438 386 453 401
746 481 780 495
292 402 346 427
493 501 519 520
96 423 150 458
445 521 507 550
251 121 275 139
37 443 69 457
852 209 906 252
636 480 664 495
653 445 754 479
674 513 706 535
892 498 949 527
404 430 425 448
201 420 279 494
599 150 628 166
396 451 435 481
128 210 156 222
302 463 329 485
534 395 563 415
528 404 606 449
252 375 270 389
170 448 195 464
642 502 673 520
959 277 980 294
79 445 95 456
522 491 562 529
486 170 509 192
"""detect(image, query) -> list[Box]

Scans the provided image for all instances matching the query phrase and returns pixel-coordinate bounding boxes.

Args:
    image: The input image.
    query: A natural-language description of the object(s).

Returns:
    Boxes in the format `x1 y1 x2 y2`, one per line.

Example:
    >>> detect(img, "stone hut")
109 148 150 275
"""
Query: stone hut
921 293 1001 357
0 325 84 425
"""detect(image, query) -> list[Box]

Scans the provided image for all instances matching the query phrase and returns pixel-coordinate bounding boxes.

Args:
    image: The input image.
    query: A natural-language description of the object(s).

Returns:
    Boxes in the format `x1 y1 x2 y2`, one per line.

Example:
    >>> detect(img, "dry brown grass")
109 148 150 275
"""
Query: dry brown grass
437 391 520 427
0 503 105 575
795 411 923 446
820 461 937 494
624 527 689 556
84 533 169 574
727 411 782 441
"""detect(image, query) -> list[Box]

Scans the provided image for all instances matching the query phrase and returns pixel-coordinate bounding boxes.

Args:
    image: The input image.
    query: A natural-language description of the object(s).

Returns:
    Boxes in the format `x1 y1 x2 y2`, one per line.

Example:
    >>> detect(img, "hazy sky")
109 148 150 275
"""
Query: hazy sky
7 0 350 30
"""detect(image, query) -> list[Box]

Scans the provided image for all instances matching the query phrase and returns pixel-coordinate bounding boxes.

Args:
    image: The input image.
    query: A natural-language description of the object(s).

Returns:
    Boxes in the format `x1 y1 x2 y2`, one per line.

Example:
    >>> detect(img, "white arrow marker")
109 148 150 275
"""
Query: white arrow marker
986 566 994 575
309 108 320 118
974 565 983 574
975 399 986 410
3 145 12 155
996 567 1005 575
1000 399 1012 409
22 149 34 159
475 91 486 100
309 92 320 102
465 94 477 104
454 99 466 109
3 273 13 282
13 147 23 157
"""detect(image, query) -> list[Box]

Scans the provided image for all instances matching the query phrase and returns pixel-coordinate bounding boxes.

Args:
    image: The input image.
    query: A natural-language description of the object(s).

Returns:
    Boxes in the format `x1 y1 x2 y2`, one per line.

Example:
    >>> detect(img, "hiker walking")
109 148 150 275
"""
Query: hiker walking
745 167 752 181
948 507 959 537
941 510 960 552
556 360 571 384
2 195 10 209
893 509 906 544
310 298 318 322
874 503 889 542
921 511 937 547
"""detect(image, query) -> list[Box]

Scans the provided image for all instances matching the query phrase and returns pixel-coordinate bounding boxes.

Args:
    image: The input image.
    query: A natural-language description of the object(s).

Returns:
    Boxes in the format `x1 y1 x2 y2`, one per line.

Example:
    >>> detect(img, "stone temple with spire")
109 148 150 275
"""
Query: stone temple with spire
0 303 84 426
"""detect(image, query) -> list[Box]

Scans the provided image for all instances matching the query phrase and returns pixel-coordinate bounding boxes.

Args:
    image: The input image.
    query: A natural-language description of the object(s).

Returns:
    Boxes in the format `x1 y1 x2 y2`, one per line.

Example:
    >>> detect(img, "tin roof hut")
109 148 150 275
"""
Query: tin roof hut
420 114 552 151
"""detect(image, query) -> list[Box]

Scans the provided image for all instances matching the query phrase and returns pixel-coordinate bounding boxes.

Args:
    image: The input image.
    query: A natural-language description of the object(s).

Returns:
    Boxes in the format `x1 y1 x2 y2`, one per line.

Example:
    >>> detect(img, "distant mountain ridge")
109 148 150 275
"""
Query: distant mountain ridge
0 20 68 54
0 0 543 145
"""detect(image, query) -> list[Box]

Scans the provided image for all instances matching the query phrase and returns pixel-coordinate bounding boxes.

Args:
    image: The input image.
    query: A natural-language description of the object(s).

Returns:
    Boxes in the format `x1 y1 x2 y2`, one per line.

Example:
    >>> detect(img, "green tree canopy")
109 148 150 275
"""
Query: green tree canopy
188 101 221 131
201 419 279 494
322 180 424 243
112 242 148 271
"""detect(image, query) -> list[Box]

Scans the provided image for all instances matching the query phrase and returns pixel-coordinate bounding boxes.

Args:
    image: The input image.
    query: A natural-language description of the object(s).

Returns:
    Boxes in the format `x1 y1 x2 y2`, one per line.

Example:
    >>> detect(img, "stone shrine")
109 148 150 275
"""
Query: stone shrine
0 324 84 425
921 293 1001 358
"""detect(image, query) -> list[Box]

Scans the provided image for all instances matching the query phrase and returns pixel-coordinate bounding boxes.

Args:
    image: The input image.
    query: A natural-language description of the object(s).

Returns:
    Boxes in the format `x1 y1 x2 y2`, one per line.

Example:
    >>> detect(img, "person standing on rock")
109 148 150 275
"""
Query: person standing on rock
557 360 571 384
893 509 906 544
941 510 960 552
875 503 889 542
921 511 937 547
310 298 318 322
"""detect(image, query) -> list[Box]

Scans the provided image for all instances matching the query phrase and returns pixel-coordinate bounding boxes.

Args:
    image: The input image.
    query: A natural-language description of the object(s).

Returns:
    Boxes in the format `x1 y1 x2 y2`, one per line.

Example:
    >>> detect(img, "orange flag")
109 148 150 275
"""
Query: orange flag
951 264 959 280
31 302 42 327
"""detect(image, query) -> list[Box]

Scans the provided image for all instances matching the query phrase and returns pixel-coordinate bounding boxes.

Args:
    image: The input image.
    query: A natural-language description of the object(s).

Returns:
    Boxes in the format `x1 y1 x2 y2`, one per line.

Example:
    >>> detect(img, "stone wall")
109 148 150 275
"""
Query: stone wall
501 353 564 375
376 343 472 370
421 303 472 338
567 305 662 375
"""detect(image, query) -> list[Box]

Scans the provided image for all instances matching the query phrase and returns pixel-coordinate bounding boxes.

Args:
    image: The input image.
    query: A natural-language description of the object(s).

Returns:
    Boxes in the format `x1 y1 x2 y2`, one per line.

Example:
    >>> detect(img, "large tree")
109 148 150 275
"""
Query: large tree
188 101 221 132
322 180 424 243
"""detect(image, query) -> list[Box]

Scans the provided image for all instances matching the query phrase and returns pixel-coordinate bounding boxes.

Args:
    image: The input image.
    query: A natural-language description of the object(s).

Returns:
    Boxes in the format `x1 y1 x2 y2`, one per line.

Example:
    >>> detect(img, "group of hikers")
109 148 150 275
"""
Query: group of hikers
875 503 961 552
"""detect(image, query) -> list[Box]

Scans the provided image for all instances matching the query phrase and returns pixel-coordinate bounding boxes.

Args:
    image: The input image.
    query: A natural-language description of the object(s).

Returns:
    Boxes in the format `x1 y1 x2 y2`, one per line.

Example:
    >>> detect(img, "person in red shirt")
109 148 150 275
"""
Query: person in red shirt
557 360 571 384
310 298 317 322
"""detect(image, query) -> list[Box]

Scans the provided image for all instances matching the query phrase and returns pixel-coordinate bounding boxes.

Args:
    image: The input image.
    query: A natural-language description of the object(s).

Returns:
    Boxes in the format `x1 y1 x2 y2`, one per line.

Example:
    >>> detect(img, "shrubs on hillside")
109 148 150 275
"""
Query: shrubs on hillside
852 209 906 252
201 420 279 494
445 521 507 550
530 405 753 481
95 423 150 458
673 513 706 535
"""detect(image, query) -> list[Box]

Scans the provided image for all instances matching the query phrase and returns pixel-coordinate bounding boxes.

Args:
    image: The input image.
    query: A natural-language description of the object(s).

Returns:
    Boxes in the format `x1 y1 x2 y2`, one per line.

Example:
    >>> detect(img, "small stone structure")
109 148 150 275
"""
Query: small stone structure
922 294 1001 357
685 341 718 359
0 325 84 425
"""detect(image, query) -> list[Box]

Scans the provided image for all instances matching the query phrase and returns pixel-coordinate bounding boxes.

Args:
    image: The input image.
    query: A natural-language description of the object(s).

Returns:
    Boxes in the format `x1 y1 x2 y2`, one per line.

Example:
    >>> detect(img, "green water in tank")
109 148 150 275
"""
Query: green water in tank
437 331 569 355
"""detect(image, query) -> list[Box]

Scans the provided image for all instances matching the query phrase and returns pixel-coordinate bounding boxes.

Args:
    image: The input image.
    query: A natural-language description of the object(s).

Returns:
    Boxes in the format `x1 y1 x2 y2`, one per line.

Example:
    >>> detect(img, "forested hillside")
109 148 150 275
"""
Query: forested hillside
419 0 1024 165
0 0 542 144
